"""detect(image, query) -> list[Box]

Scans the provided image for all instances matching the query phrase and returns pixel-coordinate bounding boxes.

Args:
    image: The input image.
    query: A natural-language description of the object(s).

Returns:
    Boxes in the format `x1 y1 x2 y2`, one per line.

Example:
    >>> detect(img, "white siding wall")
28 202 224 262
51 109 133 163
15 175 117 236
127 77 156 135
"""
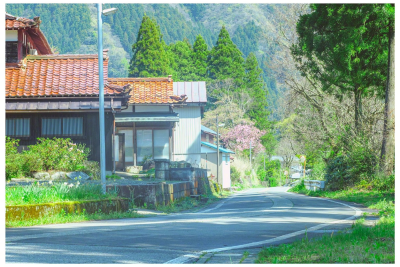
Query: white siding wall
173 106 201 165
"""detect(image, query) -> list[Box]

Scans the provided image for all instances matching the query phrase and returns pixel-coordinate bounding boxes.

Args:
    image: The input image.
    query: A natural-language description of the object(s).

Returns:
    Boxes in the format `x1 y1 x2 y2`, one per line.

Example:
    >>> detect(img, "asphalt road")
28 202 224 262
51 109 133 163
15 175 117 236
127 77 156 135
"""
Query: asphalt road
6 187 362 264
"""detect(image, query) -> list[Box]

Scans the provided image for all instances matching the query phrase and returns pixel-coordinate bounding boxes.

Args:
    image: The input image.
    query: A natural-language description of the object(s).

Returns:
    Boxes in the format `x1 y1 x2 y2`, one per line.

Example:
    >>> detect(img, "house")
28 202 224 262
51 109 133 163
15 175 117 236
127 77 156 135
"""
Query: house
200 125 235 189
106 79 207 171
5 13 209 177
5 13 131 172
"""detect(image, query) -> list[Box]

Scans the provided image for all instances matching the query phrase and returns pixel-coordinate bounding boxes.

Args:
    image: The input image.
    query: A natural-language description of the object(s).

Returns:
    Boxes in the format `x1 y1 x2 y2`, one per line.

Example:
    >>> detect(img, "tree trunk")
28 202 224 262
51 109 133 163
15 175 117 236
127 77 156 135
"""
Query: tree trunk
380 24 395 175
354 87 363 133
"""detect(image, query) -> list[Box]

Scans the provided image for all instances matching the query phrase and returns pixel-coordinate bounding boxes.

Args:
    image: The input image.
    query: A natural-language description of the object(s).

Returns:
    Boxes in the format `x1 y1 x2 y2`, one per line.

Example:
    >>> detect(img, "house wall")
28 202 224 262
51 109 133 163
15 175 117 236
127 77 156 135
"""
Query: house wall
201 132 215 144
201 148 231 188
6 30 18 41
173 106 201 165
6 111 114 172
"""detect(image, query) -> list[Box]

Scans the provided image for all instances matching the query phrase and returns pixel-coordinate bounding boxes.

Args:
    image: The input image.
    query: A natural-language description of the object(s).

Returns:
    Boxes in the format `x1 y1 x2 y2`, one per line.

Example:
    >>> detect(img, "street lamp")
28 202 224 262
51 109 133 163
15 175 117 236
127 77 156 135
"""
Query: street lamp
97 3 118 194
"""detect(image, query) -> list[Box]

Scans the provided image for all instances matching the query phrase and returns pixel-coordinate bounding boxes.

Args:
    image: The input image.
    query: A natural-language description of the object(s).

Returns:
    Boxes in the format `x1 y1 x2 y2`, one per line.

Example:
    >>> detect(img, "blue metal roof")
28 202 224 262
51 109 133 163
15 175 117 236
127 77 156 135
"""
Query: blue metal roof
201 141 235 154
201 125 217 135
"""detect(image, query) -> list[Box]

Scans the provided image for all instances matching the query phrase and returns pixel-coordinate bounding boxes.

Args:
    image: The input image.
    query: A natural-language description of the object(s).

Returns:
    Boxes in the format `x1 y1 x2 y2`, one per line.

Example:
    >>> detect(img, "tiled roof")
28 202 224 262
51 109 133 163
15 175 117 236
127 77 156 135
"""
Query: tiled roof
108 77 178 104
5 52 130 98
5 13 39 30
5 13 52 55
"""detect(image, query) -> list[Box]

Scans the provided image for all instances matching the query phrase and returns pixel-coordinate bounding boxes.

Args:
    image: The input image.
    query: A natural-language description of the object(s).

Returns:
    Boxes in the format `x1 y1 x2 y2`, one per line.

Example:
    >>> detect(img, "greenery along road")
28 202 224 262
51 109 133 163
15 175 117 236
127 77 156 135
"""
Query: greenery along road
6 187 363 264
255 184 394 263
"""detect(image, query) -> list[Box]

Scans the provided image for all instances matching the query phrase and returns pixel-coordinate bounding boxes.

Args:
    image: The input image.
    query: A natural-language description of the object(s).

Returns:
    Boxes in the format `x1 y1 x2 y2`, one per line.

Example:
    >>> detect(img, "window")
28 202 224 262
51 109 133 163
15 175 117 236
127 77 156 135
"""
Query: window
136 129 170 163
6 42 18 63
154 129 169 159
42 117 83 136
6 118 30 137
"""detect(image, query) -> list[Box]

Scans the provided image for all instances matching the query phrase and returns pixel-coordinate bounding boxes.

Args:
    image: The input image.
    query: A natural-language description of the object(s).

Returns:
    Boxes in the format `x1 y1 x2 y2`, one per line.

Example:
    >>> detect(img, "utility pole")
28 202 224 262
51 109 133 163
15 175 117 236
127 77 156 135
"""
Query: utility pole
250 140 252 169
216 115 220 185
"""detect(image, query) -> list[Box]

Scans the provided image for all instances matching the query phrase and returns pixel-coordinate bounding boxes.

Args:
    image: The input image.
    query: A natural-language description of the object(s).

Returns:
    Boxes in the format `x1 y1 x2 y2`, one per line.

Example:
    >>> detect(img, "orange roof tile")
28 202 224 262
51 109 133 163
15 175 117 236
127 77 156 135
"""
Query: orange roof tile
5 13 53 55
6 13 40 30
5 52 130 98
108 77 178 104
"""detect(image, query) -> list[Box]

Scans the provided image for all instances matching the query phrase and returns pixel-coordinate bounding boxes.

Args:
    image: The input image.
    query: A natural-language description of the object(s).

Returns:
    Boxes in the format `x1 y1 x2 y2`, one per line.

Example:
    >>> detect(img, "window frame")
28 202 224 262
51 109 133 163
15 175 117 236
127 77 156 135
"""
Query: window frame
6 41 19 63
41 116 84 137
6 117 31 137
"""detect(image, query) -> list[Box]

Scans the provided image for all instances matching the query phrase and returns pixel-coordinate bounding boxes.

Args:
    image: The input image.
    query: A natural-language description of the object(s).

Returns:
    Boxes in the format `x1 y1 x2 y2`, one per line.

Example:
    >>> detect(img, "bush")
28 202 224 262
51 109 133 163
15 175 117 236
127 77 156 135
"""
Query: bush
230 166 241 184
268 176 278 187
5 137 90 180
325 150 378 191
256 160 283 187
6 137 23 180
27 138 90 171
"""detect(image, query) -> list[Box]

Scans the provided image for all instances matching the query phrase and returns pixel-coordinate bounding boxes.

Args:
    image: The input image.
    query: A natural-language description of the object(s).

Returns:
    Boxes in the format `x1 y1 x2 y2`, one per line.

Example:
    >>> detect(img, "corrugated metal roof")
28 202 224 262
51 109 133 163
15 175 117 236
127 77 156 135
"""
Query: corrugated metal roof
201 141 235 154
173 82 207 103
201 125 217 135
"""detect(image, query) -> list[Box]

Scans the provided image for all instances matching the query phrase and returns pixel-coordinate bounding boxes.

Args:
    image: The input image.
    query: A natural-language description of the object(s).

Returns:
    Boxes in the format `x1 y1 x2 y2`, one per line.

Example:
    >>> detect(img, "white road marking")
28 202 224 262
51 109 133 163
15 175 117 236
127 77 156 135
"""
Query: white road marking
165 189 362 263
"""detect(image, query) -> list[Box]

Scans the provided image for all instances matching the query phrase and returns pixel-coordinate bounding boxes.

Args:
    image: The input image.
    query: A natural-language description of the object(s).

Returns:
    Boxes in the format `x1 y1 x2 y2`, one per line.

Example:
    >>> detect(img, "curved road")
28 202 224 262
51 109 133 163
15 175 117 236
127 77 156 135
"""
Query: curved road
6 187 361 264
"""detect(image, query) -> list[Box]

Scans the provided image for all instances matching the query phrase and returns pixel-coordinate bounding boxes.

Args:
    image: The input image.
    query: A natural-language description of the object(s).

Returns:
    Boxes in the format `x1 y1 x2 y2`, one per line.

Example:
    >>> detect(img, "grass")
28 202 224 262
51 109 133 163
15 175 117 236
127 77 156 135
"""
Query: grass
6 209 144 228
6 181 118 206
255 185 395 263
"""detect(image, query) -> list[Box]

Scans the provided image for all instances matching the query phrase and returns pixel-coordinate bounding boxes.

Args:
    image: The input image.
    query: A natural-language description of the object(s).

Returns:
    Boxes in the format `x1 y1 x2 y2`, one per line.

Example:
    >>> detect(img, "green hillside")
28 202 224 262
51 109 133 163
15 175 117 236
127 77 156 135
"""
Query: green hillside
6 3 287 118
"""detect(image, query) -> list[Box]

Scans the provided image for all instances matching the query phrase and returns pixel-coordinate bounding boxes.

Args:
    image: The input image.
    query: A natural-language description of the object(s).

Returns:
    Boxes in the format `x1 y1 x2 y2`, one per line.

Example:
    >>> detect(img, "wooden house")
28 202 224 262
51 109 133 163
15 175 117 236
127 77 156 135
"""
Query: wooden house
5 13 131 172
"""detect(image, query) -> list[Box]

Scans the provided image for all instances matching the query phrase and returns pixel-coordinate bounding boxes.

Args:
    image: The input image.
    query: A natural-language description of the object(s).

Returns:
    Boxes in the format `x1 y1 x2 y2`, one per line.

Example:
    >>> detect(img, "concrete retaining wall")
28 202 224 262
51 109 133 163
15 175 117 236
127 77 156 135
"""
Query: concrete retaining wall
304 180 326 191
6 198 130 222
106 176 212 208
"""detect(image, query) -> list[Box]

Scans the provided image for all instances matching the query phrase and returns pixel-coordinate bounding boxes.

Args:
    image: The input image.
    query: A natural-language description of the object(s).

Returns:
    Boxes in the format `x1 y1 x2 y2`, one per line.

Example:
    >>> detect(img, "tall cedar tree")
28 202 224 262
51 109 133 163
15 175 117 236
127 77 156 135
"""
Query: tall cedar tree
129 15 169 77
244 53 276 155
208 26 245 89
168 38 197 81
192 34 209 80
244 53 269 129
292 4 388 132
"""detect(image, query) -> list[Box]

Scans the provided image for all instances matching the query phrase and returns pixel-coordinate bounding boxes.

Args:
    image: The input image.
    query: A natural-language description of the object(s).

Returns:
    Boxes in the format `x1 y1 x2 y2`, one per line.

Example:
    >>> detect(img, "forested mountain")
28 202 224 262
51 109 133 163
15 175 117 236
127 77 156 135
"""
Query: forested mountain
6 3 292 118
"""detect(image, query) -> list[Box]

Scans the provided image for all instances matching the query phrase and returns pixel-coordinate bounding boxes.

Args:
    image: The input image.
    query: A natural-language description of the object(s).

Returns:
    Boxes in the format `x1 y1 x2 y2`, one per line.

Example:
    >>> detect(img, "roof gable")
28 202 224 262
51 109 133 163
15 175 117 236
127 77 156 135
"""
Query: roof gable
5 13 52 55
5 52 130 98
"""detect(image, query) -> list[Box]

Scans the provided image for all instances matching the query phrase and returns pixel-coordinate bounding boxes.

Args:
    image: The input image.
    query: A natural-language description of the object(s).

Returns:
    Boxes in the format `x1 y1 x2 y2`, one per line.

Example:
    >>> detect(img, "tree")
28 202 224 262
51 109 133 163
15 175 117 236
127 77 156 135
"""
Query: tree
207 26 245 88
192 34 209 80
292 4 389 132
128 15 169 77
221 123 266 155
168 38 197 81
380 4 395 175
244 52 270 129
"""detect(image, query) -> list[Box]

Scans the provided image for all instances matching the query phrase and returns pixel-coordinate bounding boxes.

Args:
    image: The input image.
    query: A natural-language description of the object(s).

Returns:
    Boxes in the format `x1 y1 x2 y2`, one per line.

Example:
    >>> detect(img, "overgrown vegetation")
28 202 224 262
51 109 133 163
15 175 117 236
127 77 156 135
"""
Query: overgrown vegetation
257 187 395 263
6 209 144 228
6 182 118 206
6 137 90 181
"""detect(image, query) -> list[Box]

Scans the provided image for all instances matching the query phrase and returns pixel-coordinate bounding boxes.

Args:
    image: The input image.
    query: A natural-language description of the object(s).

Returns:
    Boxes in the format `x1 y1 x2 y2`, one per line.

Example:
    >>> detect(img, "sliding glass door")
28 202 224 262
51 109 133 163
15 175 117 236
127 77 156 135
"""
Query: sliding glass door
137 129 169 164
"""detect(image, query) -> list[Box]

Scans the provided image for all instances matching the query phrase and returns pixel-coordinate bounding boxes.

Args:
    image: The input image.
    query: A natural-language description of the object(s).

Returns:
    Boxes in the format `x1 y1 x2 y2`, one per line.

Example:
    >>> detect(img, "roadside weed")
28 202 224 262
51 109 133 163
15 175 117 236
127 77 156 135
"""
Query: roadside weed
6 209 144 228
257 188 394 263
